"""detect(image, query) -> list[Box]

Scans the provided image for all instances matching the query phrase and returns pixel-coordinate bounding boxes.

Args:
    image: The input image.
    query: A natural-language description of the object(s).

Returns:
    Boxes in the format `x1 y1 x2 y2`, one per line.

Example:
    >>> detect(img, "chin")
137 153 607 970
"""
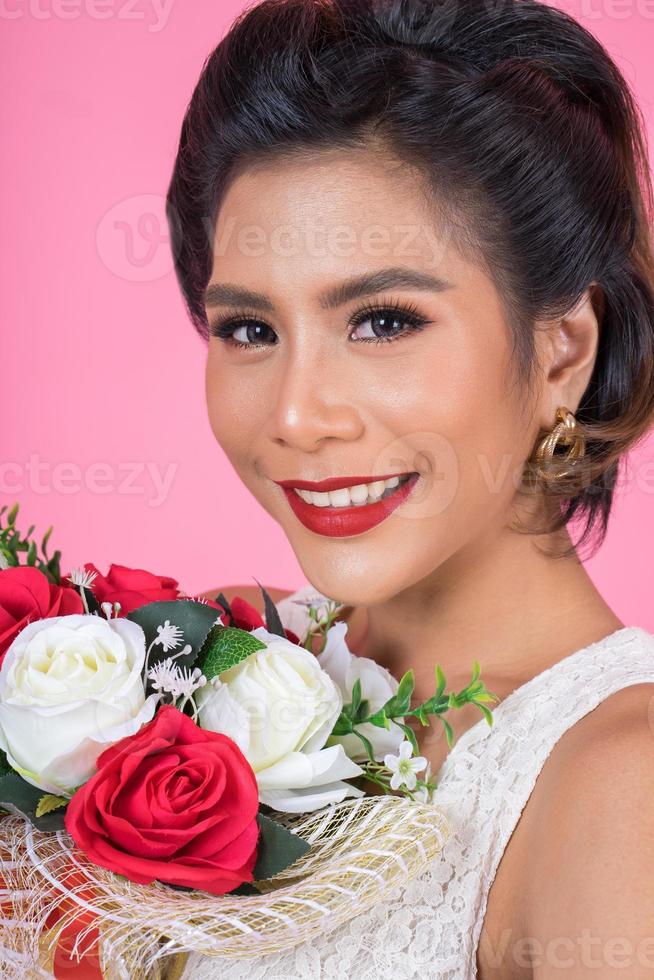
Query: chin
290 552 414 608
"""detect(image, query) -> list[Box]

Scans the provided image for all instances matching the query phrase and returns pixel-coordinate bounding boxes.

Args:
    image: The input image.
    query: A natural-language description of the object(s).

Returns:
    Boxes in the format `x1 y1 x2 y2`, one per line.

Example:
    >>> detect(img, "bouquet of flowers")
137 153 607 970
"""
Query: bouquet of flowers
0 504 497 978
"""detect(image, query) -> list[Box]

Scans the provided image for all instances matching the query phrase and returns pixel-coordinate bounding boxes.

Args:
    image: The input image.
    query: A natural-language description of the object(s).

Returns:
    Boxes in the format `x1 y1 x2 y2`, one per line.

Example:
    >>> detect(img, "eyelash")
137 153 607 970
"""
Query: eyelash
208 298 431 350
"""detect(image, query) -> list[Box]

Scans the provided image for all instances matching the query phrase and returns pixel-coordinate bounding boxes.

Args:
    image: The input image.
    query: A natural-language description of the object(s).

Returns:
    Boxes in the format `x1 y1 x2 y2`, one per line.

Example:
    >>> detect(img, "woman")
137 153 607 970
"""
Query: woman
166 0 654 976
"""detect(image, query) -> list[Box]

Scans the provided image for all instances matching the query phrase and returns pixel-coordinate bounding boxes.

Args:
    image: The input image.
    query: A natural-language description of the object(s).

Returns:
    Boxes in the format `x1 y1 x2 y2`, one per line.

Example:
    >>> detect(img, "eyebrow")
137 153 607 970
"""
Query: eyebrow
204 266 453 313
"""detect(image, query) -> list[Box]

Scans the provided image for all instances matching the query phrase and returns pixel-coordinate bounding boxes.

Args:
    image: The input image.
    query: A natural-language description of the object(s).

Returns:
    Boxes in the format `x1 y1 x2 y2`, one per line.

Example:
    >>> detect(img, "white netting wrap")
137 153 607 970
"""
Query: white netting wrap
0 796 450 979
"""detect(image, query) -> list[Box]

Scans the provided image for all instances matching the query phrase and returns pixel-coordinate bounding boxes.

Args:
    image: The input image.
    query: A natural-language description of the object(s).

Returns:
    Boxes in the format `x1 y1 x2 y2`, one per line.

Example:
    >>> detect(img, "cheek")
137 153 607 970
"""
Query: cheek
382 331 528 522
205 350 259 466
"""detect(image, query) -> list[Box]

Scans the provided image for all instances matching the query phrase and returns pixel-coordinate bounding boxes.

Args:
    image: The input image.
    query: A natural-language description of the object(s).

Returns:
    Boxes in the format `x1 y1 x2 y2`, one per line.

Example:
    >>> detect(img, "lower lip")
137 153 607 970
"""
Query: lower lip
281 474 420 538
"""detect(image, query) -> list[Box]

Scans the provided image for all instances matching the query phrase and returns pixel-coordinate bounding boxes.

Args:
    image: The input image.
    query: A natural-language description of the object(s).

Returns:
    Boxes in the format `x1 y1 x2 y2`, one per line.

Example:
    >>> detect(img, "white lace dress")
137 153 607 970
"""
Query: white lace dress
179 585 654 980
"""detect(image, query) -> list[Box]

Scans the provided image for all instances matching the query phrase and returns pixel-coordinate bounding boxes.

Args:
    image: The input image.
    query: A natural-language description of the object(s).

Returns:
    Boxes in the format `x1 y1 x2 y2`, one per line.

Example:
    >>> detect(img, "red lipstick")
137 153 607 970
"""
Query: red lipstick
275 472 417 492
277 472 420 538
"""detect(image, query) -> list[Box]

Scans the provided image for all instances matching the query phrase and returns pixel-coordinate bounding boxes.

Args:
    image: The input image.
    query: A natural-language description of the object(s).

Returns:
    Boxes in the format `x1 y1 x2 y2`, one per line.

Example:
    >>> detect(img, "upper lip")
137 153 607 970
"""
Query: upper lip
274 472 415 492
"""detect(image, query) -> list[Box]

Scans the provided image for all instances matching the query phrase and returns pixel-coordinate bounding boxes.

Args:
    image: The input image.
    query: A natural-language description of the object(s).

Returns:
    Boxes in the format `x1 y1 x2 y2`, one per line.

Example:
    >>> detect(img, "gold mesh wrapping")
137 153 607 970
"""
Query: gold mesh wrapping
0 796 450 978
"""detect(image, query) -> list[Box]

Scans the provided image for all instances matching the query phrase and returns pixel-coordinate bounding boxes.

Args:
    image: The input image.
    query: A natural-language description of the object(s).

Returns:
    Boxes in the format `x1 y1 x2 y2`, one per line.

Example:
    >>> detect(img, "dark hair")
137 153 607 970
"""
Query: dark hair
166 0 654 560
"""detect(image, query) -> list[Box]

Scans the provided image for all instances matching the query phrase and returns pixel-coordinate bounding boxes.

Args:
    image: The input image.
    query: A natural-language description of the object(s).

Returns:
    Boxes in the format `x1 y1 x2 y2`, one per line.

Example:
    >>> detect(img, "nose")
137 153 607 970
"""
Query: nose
266 355 364 453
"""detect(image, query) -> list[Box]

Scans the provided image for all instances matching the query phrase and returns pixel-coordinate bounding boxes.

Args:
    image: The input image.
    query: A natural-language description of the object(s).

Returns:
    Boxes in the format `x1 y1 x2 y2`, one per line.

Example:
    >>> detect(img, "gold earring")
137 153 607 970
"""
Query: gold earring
532 406 586 481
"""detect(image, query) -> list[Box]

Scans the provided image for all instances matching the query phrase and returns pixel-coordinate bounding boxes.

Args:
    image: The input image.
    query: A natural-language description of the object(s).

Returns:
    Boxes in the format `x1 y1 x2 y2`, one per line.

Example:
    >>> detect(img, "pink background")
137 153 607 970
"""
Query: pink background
2 0 653 625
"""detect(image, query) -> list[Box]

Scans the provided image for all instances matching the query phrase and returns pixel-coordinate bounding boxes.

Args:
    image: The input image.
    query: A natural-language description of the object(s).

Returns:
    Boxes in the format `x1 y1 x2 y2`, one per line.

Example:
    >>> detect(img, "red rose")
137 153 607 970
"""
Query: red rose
220 595 301 646
81 562 180 614
0 567 83 665
64 705 260 895
229 595 266 630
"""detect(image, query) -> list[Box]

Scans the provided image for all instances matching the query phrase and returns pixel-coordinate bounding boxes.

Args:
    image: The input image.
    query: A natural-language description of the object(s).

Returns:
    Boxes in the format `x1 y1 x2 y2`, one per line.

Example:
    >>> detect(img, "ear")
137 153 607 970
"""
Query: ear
534 282 604 428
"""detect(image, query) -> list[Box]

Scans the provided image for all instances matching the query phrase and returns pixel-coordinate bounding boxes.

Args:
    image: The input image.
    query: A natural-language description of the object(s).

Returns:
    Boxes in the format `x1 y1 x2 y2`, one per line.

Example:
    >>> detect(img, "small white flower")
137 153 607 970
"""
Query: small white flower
154 619 184 652
0 553 9 571
67 567 98 590
384 740 428 792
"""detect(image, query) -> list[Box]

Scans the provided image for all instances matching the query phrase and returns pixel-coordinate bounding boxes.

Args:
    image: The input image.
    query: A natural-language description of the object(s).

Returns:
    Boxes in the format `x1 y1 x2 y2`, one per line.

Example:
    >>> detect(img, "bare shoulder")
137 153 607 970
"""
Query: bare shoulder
198 584 295 613
520 681 654 977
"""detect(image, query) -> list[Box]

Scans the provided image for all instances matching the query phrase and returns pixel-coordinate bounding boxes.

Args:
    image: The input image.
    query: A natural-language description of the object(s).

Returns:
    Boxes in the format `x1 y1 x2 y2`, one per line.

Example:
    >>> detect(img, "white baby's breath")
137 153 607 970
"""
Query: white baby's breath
174 666 207 699
154 619 184 652
67 567 98 591
147 657 180 695
147 659 206 700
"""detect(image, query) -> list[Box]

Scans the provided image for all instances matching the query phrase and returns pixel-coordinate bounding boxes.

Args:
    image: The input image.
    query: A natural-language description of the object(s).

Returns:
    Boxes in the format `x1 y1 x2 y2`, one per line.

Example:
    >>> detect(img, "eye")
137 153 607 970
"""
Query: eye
349 301 430 344
209 315 278 349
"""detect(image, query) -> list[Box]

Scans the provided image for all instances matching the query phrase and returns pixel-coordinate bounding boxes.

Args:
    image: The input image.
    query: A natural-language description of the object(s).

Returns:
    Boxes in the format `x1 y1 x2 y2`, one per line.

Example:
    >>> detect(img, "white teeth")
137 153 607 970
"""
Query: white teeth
310 491 331 508
348 484 369 506
328 488 352 508
293 475 411 509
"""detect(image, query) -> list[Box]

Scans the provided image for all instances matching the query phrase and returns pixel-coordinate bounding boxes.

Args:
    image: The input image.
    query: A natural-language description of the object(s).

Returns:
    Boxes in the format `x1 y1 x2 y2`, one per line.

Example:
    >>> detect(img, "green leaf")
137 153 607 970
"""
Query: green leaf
394 721 419 755
434 664 446 698
254 580 287 639
0 771 68 831
228 881 260 896
354 699 370 724
350 678 362 716
127 600 220 680
329 712 354 737
253 812 311 880
382 669 415 717
352 728 375 762
35 794 69 818
198 626 266 681
213 592 233 624
440 716 454 749
41 525 53 558
475 702 494 726
365 709 391 730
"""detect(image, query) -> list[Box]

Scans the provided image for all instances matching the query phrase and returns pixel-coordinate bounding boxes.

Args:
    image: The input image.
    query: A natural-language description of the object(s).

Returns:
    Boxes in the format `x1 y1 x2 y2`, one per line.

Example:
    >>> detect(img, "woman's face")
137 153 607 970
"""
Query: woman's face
204 148 543 605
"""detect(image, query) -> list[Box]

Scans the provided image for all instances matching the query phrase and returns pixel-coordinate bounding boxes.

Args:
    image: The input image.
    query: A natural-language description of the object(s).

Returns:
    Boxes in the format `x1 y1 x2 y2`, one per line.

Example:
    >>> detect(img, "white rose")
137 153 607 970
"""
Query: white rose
317 621 405 762
0 614 159 795
196 627 364 813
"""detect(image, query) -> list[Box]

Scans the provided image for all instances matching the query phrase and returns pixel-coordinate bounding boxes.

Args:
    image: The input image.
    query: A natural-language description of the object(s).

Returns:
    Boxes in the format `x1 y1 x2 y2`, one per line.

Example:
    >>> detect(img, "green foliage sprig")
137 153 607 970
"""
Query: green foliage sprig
337 663 498 797
0 502 61 583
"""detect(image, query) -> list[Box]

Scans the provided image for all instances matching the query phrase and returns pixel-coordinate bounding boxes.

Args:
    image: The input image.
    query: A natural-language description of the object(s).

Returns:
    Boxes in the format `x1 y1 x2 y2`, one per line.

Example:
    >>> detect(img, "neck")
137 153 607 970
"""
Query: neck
347 520 622 706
